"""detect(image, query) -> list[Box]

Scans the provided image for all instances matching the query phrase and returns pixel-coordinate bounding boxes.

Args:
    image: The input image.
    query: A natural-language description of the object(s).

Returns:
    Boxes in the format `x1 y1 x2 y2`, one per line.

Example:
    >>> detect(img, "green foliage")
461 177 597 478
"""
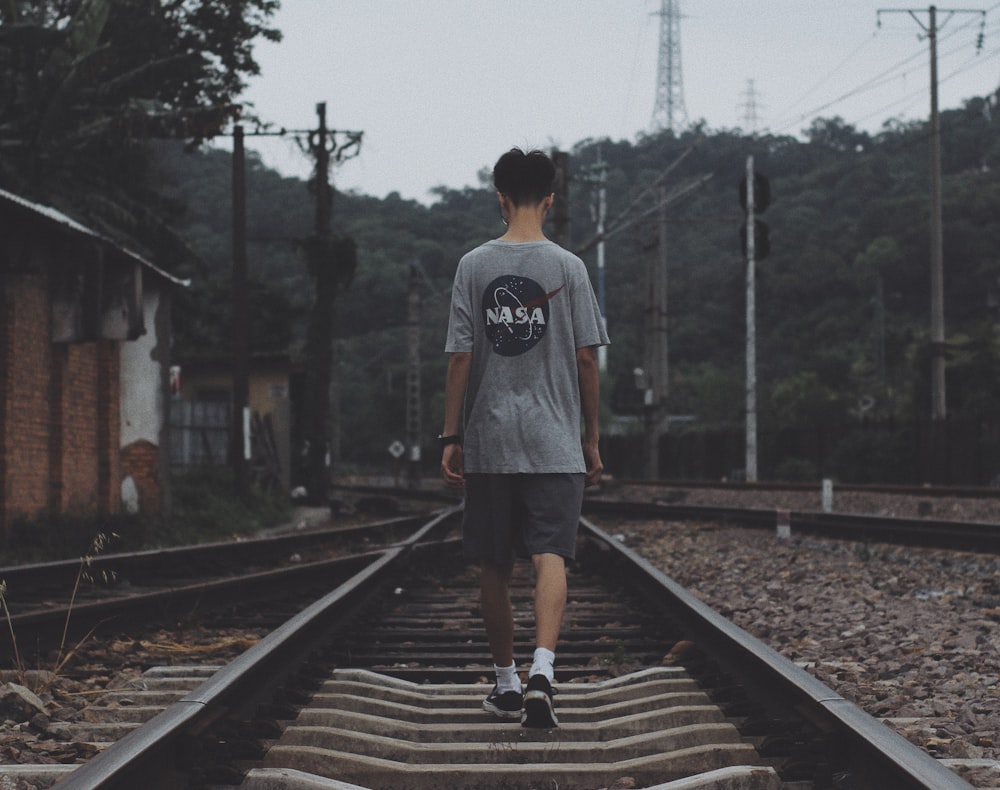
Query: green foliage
7 3 998 483
1 514 135 564
0 0 280 260
162 468 291 544
0 472 290 565
156 95 1000 481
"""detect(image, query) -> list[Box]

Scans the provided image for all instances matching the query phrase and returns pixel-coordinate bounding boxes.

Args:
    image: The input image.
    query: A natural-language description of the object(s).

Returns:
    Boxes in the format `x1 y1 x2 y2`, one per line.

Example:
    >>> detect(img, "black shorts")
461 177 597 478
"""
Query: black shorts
462 473 585 565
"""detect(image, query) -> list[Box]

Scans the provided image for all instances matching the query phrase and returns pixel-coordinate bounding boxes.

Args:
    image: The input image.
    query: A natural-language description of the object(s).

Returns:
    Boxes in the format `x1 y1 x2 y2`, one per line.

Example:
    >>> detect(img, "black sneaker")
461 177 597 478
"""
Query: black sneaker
483 684 523 720
521 674 558 728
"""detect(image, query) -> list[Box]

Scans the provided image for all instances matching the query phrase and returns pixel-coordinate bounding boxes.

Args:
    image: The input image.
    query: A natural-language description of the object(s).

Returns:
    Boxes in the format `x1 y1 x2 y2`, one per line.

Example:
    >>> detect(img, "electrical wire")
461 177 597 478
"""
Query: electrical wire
769 9 997 136
847 42 1000 129
622 3 657 135
772 34 879 122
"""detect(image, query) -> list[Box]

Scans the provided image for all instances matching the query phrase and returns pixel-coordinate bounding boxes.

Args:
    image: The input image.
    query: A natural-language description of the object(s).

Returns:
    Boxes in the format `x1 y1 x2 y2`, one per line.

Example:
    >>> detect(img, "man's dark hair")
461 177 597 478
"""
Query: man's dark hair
492 148 556 206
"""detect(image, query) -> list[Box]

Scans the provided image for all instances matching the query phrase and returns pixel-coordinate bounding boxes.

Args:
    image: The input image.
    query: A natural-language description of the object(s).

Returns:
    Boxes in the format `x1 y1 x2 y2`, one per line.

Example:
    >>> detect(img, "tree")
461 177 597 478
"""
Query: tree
805 117 871 153
0 0 280 257
855 236 902 393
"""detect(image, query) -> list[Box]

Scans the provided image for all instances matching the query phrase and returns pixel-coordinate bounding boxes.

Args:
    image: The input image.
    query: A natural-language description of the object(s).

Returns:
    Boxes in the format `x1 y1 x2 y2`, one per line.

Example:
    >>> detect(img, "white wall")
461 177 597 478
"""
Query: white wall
120 290 163 448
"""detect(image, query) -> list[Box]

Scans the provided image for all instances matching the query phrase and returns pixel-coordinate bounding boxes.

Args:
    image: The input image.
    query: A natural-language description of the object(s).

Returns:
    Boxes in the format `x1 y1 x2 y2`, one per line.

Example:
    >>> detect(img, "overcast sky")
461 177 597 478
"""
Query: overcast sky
238 1 1000 204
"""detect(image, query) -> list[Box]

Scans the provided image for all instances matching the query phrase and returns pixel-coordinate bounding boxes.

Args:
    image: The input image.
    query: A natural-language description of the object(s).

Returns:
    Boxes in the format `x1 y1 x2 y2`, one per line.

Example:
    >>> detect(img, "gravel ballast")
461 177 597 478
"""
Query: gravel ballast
602 485 1000 789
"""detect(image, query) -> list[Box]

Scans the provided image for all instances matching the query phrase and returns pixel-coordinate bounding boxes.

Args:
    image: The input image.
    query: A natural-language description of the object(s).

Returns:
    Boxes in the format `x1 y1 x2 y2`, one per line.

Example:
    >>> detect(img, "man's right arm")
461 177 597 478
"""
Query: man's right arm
441 352 471 488
576 345 603 487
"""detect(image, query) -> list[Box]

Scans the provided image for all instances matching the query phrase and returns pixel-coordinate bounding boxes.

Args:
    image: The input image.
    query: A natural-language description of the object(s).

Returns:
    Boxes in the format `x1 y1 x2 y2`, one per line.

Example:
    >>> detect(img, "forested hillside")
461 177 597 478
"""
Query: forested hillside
154 96 1000 484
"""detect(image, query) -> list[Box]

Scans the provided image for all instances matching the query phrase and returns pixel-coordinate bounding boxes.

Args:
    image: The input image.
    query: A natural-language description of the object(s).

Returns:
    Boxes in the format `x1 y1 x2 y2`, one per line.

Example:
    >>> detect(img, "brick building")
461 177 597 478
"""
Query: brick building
0 188 186 539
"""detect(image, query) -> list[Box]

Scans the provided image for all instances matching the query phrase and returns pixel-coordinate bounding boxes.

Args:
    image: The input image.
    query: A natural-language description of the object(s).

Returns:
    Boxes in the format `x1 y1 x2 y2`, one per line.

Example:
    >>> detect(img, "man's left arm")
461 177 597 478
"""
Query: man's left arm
576 345 603 486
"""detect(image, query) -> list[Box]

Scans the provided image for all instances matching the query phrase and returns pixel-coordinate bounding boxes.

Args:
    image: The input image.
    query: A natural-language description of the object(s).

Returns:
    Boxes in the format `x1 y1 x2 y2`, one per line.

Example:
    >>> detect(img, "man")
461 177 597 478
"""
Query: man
440 147 609 729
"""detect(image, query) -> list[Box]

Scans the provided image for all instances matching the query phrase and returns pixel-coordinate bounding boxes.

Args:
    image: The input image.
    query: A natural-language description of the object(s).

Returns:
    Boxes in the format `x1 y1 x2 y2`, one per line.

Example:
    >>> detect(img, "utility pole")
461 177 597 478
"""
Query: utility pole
551 149 571 249
877 5 985 420
302 103 334 506
642 186 670 478
594 152 608 371
231 124 250 498
744 155 758 483
226 111 361 504
581 151 609 371
739 157 771 483
405 259 422 488
301 102 363 506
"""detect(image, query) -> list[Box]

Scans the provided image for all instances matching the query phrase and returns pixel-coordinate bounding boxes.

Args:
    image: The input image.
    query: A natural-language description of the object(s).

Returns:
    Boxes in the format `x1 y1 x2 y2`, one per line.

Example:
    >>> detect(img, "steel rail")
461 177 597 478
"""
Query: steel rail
578 515 973 790
1 512 444 653
619 478 1000 499
583 498 1000 553
0 512 431 590
7 547 382 649
51 506 460 790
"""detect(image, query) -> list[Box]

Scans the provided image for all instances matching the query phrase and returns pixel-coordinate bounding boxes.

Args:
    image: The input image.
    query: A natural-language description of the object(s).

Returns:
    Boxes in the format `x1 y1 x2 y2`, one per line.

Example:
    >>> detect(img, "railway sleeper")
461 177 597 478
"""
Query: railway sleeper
227 668 794 790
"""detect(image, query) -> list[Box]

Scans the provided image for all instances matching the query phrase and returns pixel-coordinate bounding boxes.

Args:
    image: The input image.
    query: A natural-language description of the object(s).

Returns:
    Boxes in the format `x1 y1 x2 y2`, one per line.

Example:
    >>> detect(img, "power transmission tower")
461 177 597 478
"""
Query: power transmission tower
650 0 689 134
739 79 764 134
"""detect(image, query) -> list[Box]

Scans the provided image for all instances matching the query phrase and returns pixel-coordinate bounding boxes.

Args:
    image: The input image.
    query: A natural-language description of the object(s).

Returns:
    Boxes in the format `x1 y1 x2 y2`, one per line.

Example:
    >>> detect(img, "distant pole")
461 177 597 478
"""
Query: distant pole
927 6 946 420
595 152 608 371
314 103 331 239
551 149 571 249
745 154 758 483
406 260 422 488
643 186 670 479
877 5 985 419
231 124 250 498
303 102 334 506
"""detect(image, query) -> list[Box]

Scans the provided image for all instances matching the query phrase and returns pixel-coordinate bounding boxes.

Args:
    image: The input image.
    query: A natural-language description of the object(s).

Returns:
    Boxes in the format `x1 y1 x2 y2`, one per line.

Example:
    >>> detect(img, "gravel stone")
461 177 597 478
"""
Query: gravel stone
604 485 1000 788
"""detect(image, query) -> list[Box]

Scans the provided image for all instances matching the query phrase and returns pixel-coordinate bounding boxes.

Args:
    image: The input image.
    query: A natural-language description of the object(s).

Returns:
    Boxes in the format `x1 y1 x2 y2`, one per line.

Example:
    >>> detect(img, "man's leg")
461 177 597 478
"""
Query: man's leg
480 561 523 719
522 552 565 728
531 552 566 653
480 561 514 667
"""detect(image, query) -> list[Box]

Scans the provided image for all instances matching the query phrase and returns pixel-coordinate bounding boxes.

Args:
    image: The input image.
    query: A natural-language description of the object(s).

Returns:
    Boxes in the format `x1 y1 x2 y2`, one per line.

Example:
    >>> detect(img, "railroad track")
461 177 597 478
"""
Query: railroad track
0 513 432 654
582 498 1000 554
0 506 973 790
339 480 1000 553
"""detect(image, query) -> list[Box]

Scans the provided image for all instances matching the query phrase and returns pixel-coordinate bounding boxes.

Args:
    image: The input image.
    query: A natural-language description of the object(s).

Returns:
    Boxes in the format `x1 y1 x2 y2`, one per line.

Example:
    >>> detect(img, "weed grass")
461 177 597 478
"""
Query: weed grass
1 531 117 693
0 468 292 566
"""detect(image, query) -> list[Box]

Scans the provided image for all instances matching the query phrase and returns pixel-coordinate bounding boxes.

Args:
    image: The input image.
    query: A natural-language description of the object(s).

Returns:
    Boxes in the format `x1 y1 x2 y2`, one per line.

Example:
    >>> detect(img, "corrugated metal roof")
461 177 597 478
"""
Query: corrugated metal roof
0 187 190 287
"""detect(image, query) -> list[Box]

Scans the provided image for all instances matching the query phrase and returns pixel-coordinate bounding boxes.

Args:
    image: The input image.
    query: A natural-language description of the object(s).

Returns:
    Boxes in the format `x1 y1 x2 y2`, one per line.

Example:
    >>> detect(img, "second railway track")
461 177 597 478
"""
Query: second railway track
1 506 977 789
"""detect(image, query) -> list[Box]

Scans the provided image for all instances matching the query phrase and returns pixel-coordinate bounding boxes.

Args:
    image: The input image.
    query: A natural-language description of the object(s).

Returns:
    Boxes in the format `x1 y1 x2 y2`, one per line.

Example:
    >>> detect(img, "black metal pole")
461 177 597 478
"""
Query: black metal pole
232 124 250 498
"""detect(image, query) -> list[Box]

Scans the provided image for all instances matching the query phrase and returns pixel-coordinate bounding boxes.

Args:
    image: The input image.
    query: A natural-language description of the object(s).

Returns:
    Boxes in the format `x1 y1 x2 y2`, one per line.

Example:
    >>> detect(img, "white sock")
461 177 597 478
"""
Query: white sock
530 647 555 681
494 662 520 693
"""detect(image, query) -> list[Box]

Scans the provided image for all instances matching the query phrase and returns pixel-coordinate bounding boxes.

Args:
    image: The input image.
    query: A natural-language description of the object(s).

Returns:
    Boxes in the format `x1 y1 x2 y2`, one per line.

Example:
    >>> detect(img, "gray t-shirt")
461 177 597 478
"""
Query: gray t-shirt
444 239 609 473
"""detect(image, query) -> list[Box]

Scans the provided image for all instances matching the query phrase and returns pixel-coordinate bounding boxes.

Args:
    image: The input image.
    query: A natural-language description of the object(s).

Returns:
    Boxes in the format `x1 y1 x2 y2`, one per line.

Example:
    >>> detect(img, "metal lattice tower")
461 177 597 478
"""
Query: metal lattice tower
650 0 688 133
740 79 763 134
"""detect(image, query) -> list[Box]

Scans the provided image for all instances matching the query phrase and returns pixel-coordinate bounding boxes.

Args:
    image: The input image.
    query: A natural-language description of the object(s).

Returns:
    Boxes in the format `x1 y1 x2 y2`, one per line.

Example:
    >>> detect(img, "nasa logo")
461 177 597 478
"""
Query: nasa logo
481 275 564 356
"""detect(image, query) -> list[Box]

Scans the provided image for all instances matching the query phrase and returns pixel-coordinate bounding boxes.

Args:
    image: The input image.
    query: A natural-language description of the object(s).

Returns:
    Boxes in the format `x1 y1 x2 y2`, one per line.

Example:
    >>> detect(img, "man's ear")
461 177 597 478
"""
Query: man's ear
498 192 511 223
